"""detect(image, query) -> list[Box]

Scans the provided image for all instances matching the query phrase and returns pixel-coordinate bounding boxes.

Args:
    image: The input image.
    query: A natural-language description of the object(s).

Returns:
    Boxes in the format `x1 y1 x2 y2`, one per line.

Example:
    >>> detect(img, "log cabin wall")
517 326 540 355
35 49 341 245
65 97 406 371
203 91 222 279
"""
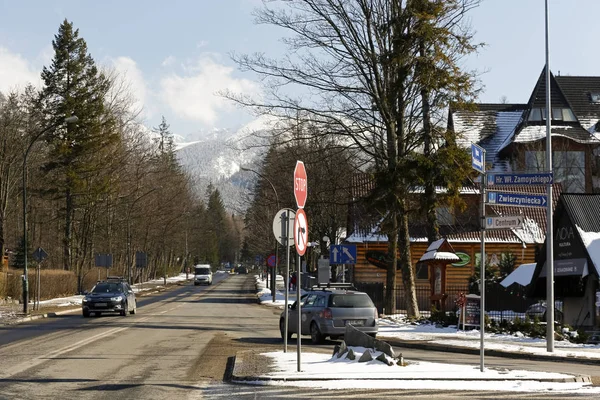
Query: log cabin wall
352 241 537 287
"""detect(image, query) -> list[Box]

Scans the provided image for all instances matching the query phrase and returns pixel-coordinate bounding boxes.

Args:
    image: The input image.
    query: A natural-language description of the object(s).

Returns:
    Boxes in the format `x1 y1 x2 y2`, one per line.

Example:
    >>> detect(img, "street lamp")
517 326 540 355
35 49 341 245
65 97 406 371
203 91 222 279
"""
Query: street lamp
240 166 279 302
22 115 78 314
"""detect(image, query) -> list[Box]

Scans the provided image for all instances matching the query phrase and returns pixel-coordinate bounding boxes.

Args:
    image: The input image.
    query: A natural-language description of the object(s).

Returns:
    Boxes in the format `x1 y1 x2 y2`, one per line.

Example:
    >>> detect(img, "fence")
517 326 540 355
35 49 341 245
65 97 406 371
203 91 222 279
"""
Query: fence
356 281 537 320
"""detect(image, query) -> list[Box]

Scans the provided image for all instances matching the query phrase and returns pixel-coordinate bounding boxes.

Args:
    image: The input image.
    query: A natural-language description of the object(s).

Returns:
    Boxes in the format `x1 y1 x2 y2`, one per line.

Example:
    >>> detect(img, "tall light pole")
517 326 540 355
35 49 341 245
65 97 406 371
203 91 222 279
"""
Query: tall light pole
22 115 78 314
544 0 555 352
241 166 279 302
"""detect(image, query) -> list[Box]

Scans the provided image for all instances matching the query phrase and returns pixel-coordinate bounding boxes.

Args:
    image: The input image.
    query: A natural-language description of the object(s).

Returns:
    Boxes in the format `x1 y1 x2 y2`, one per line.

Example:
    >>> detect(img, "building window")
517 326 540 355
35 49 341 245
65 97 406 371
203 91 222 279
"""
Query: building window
590 93 600 103
525 150 585 193
436 207 454 226
528 107 576 122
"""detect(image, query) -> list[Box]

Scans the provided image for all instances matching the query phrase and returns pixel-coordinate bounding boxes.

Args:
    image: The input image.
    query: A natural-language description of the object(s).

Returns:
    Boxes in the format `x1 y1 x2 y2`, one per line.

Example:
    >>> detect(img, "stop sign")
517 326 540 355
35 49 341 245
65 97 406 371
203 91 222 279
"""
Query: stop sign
293 160 307 208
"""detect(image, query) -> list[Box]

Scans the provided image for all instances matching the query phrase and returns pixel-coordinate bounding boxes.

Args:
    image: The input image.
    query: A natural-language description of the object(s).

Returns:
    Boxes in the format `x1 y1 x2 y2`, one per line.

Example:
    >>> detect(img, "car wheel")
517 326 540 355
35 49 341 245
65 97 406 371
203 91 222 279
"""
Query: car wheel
83 310 90 318
280 319 292 340
120 303 127 316
310 322 324 344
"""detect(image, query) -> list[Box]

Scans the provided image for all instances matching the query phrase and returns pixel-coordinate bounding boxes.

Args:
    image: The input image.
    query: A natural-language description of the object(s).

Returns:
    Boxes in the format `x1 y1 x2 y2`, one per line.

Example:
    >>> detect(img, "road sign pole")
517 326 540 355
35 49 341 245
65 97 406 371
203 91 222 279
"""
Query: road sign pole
480 150 486 373
297 252 301 372
283 211 290 353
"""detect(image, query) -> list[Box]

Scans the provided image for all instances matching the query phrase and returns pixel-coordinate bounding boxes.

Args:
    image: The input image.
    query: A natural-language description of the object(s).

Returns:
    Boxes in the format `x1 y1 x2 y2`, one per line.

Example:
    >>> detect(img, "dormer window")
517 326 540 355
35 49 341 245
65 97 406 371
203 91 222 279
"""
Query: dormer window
590 93 600 103
528 107 576 122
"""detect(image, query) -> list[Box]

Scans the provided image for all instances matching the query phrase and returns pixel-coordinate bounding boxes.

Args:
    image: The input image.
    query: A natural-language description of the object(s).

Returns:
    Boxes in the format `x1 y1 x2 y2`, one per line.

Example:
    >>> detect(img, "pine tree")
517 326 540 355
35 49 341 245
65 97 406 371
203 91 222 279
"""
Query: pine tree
153 116 178 169
39 19 118 272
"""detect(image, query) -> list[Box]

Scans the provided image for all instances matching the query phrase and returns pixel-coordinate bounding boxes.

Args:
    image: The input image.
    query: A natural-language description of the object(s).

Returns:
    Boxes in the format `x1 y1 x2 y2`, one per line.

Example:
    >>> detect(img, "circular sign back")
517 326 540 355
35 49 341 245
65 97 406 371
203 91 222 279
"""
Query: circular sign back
294 208 308 256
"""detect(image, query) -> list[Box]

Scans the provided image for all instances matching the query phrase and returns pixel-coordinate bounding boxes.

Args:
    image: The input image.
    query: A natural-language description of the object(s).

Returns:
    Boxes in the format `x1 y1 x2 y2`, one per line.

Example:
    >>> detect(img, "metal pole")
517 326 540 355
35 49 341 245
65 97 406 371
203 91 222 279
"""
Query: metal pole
185 228 189 280
283 211 290 352
480 150 486 372
297 252 302 372
545 0 555 352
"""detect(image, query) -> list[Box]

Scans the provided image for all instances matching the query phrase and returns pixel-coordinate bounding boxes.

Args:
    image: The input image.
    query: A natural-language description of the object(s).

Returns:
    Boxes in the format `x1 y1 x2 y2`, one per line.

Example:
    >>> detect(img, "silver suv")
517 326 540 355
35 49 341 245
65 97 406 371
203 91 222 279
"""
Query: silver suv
280 288 378 344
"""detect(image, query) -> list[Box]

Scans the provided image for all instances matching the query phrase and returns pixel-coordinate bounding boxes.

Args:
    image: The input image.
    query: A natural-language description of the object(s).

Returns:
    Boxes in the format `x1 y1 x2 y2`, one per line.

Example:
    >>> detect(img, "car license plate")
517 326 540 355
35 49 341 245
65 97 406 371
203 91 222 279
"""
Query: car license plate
95 303 107 307
346 320 364 326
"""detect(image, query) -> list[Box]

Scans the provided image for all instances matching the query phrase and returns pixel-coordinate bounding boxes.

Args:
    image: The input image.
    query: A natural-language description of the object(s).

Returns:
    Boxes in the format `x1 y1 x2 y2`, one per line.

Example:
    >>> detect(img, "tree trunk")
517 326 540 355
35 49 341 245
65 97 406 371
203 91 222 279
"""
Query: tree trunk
384 211 398 315
399 199 419 318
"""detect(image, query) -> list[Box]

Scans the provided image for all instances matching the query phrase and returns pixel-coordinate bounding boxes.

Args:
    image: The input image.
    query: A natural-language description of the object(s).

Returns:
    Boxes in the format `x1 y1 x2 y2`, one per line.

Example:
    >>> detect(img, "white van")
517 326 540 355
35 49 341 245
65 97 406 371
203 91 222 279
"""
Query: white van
194 265 213 286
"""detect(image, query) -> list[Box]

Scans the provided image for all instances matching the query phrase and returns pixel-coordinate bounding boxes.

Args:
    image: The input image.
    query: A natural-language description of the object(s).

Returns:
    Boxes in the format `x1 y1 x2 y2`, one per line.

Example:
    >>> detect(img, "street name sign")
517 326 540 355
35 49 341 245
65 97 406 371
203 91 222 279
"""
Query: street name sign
330 244 357 264
487 192 547 207
471 143 485 174
485 216 524 230
487 172 553 186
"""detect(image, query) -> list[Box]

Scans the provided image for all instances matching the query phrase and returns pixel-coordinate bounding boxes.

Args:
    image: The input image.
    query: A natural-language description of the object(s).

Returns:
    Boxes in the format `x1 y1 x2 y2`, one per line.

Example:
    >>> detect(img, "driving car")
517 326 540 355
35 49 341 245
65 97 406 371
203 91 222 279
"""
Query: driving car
194 265 213 286
82 277 136 317
280 287 378 344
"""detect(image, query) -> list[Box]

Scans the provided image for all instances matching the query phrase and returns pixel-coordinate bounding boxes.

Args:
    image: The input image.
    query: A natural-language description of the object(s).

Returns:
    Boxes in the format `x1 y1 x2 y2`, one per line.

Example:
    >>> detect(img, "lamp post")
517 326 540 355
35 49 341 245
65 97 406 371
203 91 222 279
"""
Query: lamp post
22 115 78 314
241 166 279 302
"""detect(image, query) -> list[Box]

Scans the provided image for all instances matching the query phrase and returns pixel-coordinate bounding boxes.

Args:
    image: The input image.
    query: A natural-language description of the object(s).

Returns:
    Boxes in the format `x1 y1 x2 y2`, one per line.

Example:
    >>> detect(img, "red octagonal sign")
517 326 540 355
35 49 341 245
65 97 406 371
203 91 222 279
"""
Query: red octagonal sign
294 160 307 209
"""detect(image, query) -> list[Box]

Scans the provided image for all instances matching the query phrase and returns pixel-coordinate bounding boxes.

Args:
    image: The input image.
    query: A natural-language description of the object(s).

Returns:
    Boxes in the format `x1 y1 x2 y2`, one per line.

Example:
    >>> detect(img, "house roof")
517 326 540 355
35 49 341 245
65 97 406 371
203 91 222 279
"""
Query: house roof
559 193 600 232
555 76 600 130
451 68 600 173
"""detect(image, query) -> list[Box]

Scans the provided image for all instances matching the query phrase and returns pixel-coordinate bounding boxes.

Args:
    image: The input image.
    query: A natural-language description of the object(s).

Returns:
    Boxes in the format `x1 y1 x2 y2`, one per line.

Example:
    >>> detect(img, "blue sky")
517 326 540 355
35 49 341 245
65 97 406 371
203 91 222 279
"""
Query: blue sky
1 0 598 140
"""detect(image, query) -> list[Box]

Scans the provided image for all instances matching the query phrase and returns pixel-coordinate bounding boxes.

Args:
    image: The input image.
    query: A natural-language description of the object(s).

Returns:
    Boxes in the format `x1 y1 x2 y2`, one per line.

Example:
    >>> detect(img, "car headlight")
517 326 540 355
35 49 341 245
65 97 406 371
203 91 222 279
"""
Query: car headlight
82 297 90 304
110 296 124 302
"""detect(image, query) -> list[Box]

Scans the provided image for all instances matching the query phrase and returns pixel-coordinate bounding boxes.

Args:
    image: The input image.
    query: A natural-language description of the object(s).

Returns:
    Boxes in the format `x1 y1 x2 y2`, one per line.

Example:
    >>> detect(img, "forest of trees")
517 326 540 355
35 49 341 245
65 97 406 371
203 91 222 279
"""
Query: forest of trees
0 20 241 297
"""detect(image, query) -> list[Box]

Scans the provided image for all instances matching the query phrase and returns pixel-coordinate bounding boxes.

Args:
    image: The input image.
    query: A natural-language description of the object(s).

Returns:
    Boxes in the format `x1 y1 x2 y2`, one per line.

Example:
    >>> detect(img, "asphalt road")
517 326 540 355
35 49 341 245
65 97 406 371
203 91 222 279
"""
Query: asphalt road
0 274 598 400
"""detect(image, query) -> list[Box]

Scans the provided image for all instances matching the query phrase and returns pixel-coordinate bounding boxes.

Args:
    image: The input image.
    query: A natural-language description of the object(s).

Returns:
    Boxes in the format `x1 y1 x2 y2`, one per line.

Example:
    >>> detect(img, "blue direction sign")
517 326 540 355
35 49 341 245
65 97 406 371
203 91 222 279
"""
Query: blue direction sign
330 244 357 265
487 172 553 186
471 143 485 174
487 192 547 207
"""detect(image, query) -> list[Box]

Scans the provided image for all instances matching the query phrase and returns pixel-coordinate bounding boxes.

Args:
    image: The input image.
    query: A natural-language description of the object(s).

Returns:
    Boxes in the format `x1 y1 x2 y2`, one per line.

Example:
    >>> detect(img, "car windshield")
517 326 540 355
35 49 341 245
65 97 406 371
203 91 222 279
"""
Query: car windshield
328 293 374 308
91 283 123 293
195 267 210 275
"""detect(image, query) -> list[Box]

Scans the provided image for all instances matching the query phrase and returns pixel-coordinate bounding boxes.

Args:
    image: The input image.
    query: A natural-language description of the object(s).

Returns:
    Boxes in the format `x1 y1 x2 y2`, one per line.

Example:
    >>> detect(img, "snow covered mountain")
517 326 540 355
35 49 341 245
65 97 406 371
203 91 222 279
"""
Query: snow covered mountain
174 120 270 213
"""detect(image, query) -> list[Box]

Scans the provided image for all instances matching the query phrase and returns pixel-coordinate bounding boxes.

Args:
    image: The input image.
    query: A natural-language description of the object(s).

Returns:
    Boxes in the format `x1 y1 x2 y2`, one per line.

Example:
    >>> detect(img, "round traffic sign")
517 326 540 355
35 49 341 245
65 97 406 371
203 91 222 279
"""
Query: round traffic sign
293 160 307 209
267 253 277 268
294 208 308 256
272 208 296 246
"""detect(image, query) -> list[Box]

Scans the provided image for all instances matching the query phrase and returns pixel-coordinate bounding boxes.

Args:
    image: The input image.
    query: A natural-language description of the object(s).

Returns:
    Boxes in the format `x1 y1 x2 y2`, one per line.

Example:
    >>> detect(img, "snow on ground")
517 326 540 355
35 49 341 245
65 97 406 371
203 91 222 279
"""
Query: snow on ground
252 274 600 392
32 273 195 308
242 350 600 393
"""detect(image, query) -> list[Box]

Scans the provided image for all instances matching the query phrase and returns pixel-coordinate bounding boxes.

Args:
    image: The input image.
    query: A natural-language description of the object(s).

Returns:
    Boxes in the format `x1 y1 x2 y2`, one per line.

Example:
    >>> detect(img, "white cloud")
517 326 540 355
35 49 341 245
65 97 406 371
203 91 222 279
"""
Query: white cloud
159 54 260 125
161 55 176 67
0 47 41 92
110 56 149 117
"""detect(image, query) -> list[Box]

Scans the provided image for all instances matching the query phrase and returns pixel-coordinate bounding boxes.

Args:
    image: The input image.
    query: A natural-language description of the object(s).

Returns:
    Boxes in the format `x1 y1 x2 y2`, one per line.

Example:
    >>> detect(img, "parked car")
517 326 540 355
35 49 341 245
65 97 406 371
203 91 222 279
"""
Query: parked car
525 301 563 323
82 277 136 317
280 287 378 344
194 265 213 286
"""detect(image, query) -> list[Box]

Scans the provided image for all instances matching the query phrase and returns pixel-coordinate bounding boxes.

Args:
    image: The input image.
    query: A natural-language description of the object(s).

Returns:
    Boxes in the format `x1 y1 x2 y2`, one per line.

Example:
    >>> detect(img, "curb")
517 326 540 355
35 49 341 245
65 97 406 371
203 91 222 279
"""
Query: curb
230 350 592 383
382 337 600 366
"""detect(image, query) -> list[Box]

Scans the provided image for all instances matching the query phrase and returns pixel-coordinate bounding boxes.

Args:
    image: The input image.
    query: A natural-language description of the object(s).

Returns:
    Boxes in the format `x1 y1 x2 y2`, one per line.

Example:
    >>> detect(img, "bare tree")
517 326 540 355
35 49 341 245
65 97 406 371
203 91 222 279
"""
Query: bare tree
228 0 480 317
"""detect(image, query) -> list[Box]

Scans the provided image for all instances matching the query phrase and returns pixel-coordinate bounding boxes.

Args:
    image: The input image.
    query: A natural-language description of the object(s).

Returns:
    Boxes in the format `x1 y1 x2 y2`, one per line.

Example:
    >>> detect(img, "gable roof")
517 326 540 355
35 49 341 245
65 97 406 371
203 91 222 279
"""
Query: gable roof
559 193 600 232
555 76 600 131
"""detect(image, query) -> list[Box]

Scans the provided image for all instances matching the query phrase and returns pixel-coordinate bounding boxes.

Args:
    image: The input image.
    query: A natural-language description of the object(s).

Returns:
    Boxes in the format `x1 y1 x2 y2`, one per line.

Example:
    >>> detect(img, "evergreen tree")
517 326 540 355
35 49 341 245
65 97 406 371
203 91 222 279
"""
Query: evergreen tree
39 19 119 273
153 116 178 170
